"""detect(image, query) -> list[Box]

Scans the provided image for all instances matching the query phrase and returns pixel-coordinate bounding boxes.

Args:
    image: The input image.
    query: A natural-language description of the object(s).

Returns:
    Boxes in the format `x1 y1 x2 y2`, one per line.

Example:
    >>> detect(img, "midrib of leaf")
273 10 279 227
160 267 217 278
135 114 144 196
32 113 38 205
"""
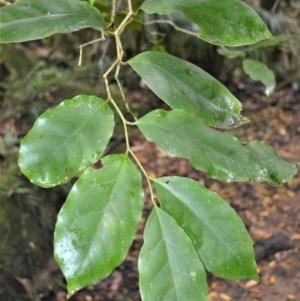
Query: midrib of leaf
79 158 129 272
158 185 244 262
139 117 252 178
133 60 241 119
156 213 181 300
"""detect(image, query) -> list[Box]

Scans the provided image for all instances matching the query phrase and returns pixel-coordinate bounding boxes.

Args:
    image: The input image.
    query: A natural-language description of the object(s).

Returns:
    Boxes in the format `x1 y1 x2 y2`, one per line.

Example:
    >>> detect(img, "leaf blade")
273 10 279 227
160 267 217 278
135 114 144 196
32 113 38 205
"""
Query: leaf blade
54 154 144 296
137 109 267 182
243 59 276 96
128 51 248 128
140 0 272 46
18 95 114 188
0 0 106 43
246 140 298 186
139 207 208 301
154 177 258 280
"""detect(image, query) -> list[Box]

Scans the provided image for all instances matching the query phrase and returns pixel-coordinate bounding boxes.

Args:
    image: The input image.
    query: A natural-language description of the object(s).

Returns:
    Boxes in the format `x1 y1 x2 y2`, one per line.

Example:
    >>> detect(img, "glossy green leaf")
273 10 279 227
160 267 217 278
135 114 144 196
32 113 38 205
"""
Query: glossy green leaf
140 0 272 46
246 141 298 186
218 34 299 60
128 51 247 128
54 154 144 297
0 0 106 44
154 177 258 280
139 207 208 301
243 59 276 96
137 109 267 182
19 95 114 188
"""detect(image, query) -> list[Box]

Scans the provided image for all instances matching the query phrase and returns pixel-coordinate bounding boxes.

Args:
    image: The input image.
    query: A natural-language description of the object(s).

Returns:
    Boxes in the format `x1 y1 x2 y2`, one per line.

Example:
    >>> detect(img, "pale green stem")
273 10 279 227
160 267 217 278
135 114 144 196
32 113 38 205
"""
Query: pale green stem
129 149 157 206
103 0 157 206
138 19 200 37
115 64 138 121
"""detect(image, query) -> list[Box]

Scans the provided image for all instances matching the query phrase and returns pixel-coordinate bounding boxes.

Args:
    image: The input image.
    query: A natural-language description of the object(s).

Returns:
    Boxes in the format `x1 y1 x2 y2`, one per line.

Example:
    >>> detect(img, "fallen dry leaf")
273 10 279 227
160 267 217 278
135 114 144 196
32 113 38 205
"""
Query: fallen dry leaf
291 233 300 240
244 280 259 288
209 291 218 301
250 227 272 239
259 211 269 217
269 275 277 284
210 281 221 291
277 222 286 228
220 293 231 301
268 260 276 267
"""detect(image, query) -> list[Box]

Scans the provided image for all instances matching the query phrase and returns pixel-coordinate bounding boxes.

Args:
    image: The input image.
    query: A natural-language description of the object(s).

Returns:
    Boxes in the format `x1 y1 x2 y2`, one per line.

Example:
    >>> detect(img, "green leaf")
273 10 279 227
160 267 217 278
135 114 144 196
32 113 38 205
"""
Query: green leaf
54 154 144 297
0 0 106 44
139 207 208 301
217 47 246 59
140 0 273 46
137 109 267 182
254 33 300 49
246 141 298 186
18 95 114 188
128 51 247 129
243 59 276 96
154 177 258 280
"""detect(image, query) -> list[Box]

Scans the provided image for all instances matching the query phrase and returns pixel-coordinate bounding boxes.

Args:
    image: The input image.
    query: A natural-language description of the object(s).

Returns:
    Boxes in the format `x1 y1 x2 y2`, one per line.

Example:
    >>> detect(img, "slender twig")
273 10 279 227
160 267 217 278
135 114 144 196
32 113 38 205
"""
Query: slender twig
103 0 134 153
146 31 167 44
109 0 117 27
103 58 119 99
126 120 137 126
271 0 281 13
108 97 131 154
114 4 133 38
115 64 138 121
140 19 200 37
102 0 157 206
129 149 157 206
78 29 105 66
108 0 135 118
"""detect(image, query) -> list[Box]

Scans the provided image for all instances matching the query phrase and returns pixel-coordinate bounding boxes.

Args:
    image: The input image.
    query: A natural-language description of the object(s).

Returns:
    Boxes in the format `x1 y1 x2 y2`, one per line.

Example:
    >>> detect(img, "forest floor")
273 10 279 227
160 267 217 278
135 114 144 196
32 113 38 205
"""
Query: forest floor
1 85 300 301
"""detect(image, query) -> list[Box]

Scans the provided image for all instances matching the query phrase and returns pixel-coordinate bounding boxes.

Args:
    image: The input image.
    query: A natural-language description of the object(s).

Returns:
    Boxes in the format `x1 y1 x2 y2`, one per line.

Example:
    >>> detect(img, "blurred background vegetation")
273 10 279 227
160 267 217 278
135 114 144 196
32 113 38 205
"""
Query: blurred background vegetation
0 0 299 299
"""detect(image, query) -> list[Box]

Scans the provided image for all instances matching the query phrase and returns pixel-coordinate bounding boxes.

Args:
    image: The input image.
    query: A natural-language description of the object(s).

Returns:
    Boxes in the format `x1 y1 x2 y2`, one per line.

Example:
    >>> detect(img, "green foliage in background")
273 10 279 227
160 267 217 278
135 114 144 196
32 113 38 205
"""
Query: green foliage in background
0 0 298 300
